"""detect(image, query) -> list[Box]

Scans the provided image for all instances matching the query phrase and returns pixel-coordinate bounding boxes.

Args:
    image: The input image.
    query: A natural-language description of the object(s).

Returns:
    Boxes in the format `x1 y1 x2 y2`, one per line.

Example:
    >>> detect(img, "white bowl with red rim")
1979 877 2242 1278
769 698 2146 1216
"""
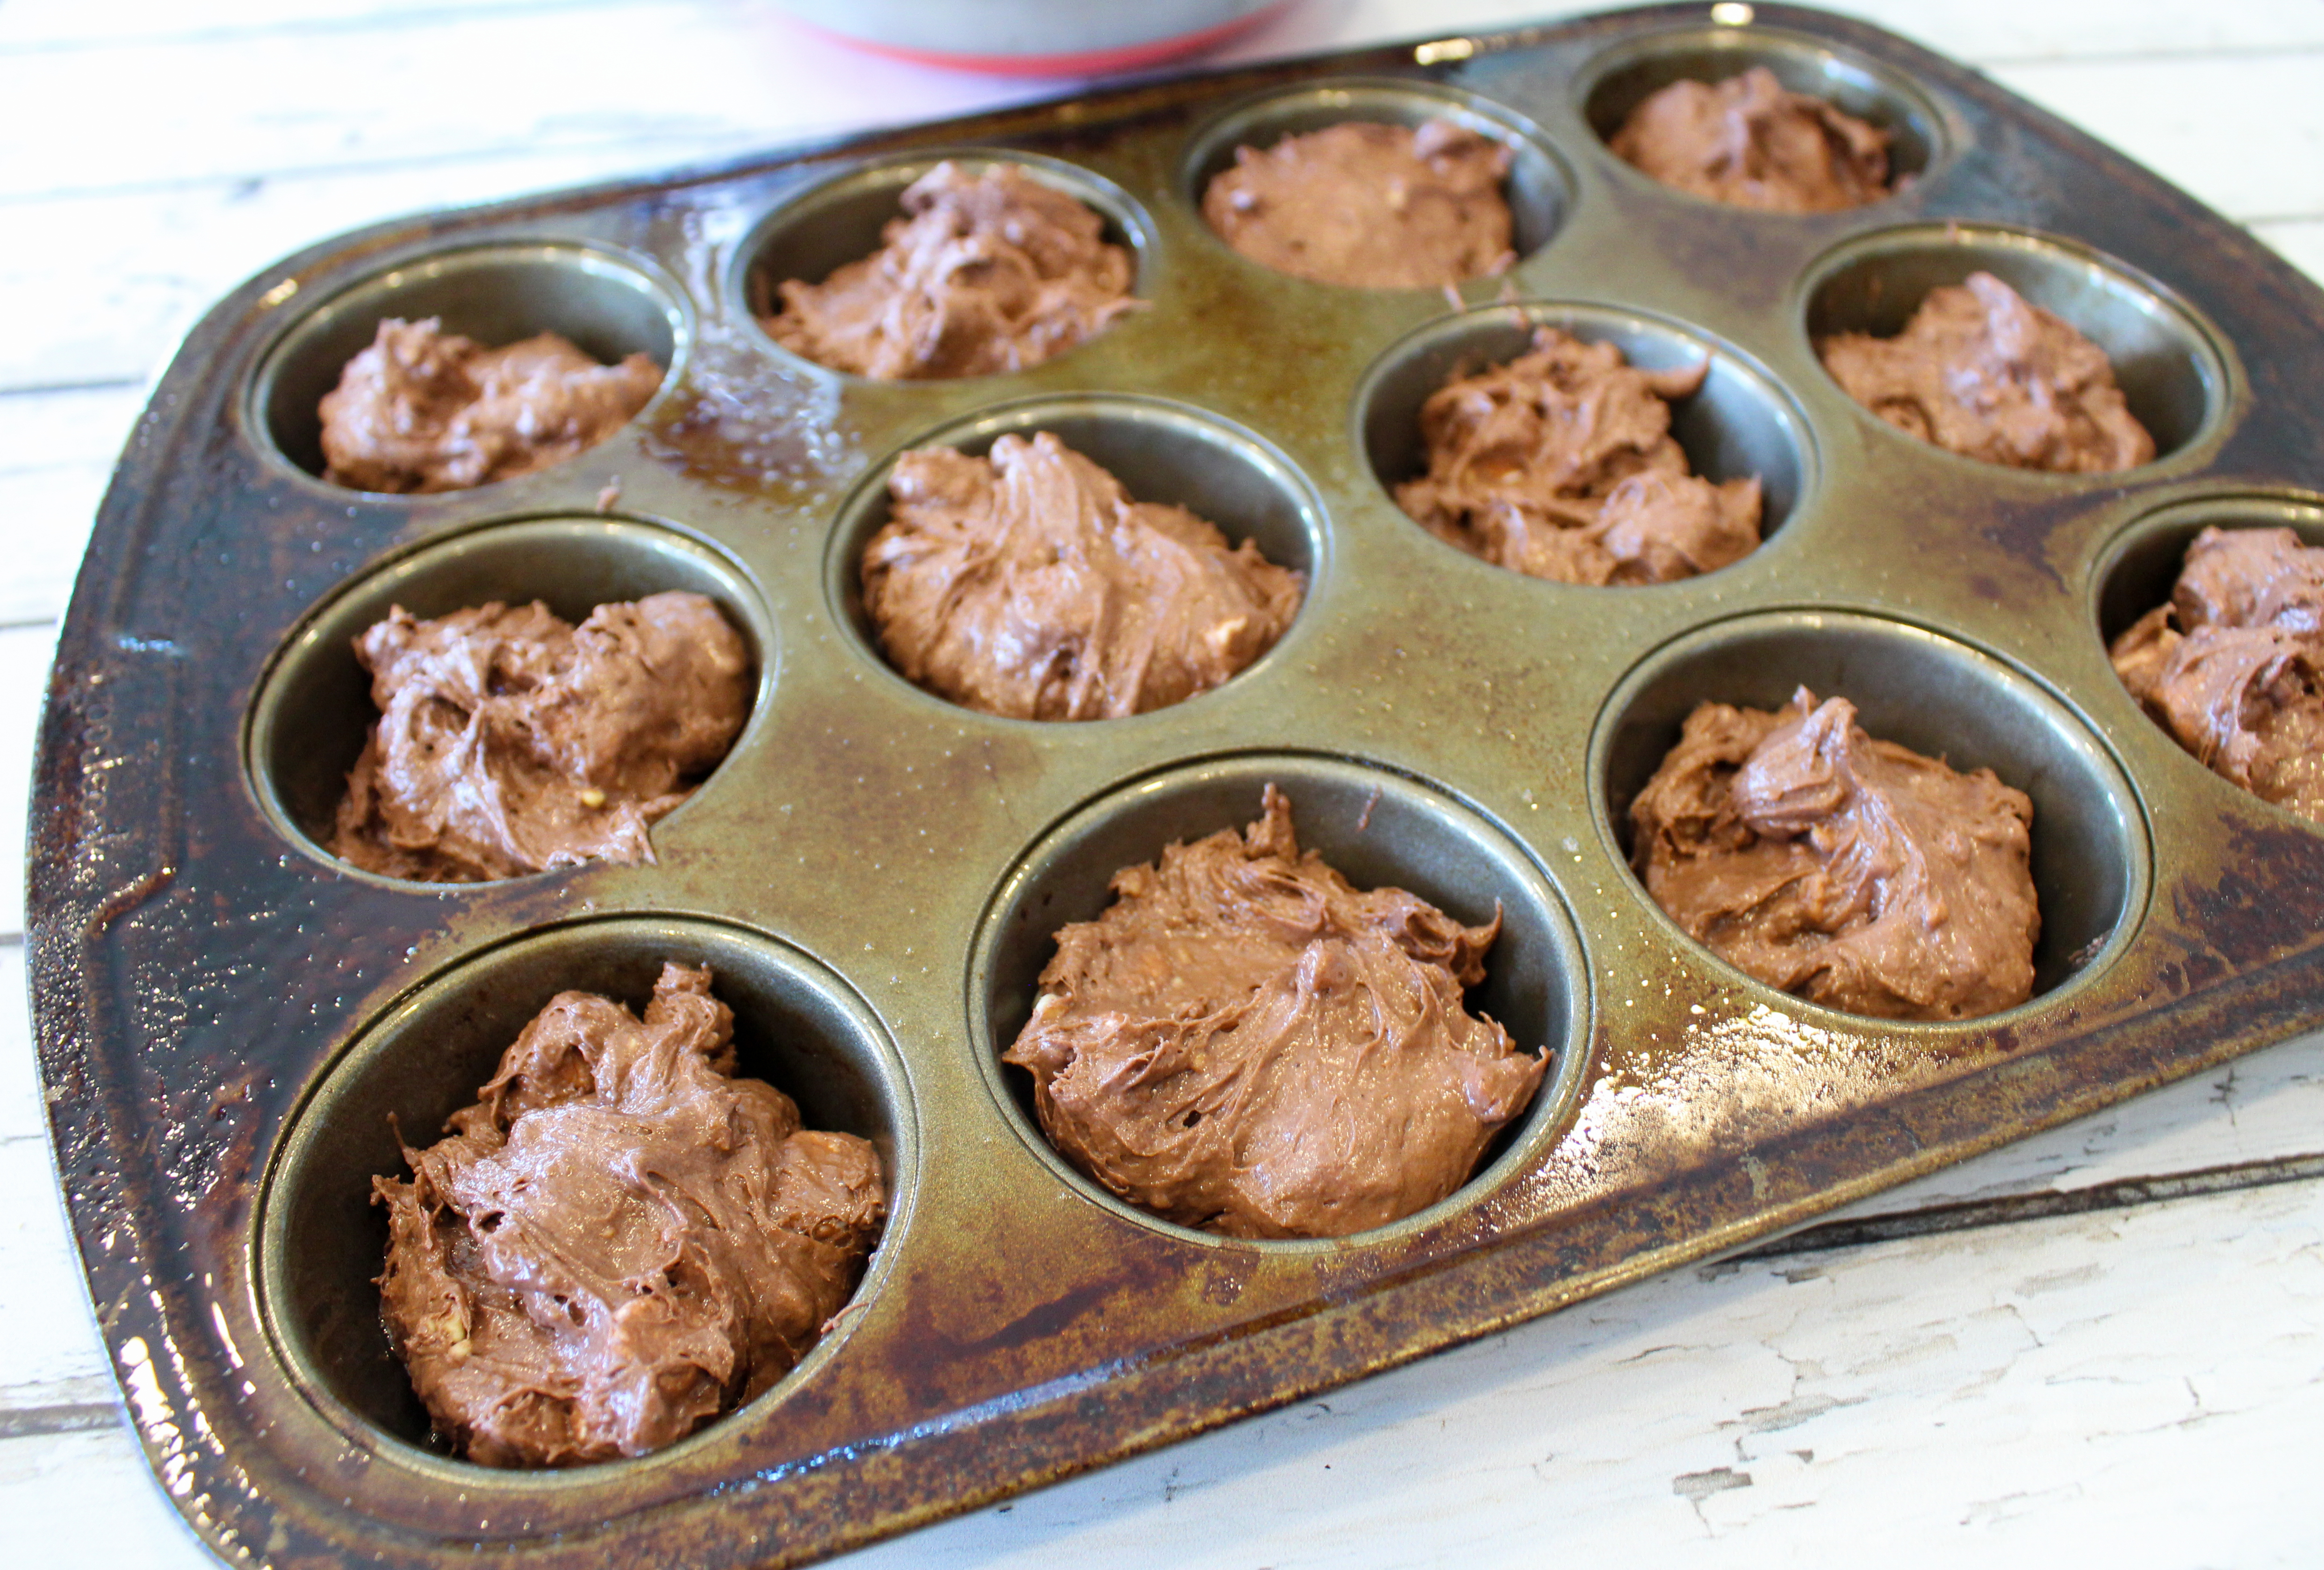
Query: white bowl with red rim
774 0 1292 76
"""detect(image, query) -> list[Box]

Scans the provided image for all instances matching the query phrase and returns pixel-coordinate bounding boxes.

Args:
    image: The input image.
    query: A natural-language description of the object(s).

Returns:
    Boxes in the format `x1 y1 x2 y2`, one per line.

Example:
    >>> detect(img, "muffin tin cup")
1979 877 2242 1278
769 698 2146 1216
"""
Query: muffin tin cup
823 393 1327 719
255 915 916 1474
243 514 775 884
1801 222 2236 472
1579 23 1948 199
734 147 1157 378
37 8 2324 1565
1180 79 1573 278
968 753 1592 1250
2092 491 2324 834
1591 609 2152 1020
249 241 689 490
1354 299 1817 566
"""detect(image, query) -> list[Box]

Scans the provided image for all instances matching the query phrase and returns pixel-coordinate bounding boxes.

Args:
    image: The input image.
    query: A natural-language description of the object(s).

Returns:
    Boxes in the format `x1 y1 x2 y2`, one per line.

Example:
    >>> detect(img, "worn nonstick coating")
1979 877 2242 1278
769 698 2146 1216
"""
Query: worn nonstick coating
28 6 2324 1568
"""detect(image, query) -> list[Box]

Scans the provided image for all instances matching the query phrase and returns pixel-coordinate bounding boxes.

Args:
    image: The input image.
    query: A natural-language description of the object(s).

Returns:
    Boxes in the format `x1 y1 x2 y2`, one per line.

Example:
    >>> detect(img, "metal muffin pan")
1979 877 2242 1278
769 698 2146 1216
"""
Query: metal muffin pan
27 5 2324 1566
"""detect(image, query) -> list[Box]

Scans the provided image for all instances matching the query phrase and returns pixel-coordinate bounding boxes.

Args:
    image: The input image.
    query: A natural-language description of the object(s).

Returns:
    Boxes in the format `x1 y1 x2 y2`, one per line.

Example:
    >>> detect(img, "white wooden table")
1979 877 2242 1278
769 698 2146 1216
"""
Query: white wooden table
7 2 2324 1564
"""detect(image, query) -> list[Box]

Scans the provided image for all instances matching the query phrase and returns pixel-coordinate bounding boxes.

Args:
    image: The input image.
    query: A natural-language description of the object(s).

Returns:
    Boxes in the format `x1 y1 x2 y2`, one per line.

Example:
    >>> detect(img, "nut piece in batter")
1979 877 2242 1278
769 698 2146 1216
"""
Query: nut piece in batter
1396 325 1763 585
318 317 663 494
1004 786 1546 1240
1610 66 1892 212
860 431 1302 721
1630 688 2040 1021
1202 118 1517 289
764 161 1138 379
330 590 750 882
1818 271 2155 472
376 962 885 1468
2110 526 2324 823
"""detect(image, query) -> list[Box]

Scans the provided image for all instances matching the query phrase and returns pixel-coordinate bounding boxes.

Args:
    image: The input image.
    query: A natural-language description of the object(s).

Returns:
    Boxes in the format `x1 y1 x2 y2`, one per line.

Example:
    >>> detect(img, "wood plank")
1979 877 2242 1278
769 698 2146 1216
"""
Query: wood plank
0 624 60 940
0 0 626 50
0 465 107 629
0 943 112 1403
2251 217 2324 284
0 3 1051 201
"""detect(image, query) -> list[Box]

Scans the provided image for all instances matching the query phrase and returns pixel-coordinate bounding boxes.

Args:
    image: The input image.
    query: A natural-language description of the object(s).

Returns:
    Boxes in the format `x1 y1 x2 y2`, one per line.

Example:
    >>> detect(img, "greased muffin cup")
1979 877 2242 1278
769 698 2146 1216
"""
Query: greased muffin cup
28 6 2324 1566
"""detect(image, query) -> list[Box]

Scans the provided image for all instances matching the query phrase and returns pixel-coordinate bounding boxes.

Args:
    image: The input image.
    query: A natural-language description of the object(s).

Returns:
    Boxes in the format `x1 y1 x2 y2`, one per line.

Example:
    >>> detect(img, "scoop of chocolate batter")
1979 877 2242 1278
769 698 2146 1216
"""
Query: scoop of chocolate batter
2110 526 2324 823
318 317 662 494
1202 118 1517 289
1630 689 2040 1021
1819 271 2155 472
1004 786 1544 1239
1396 326 1763 585
1610 66 1892 212
860 431 1302 721
766 161 1138 380
331 590 750 881
376 962 885 1468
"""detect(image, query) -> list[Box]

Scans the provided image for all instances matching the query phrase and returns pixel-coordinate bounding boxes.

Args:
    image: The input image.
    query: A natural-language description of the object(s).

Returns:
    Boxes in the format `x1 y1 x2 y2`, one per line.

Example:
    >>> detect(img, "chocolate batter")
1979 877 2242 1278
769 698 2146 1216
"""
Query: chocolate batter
2110 526 2324 823
1630 689 2040 1021
331 591 750 882
1819 271 2155 473
765 161 1138 379
1396 326 1763 585
319 317 662 494
1004 786 1545 1240
1202 118 1517 289
1609 67 1892 212
860 431 1302 721
376 962 885 1468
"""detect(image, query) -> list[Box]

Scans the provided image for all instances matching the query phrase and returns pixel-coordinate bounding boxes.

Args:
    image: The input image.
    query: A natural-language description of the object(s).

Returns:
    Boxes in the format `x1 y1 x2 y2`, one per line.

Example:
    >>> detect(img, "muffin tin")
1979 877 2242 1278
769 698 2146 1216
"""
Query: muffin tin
28 5 2324 1566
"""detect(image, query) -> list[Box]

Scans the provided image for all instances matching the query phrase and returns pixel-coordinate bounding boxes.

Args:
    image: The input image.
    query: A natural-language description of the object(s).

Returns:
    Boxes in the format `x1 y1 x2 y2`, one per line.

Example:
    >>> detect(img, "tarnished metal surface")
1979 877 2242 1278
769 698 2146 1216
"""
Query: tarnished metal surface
26 5 2324 1565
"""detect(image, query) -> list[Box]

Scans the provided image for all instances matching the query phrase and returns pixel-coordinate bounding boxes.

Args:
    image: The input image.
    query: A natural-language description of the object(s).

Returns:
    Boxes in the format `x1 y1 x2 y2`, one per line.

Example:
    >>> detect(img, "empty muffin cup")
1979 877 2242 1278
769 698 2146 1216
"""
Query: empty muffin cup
1593 610 2150 1014
255 915 914 1468
968 753 1591 1248
249 242 687 487
1803 224 2232 467
1181 80 1570 276
244 515 772 882
1355 300 1815 572
736 149 1153 375
1581 24 1944 194
826 394 1325 718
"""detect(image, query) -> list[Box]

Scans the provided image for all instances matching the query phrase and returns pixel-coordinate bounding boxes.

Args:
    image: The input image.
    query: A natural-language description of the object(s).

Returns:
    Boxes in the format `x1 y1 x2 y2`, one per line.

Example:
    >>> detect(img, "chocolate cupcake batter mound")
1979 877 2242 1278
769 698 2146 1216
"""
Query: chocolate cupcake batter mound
375 962 886 1468
1202 118 1517 289
2110 526 2324 823
1819 271 2155 472
318 317 663 494
1610 66 1892 212
1396 326 1763 585
1630 688 2040 1021
860 431 1302 721
1004 786 1545 1240
330 590 749 881
765 161 1138 379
